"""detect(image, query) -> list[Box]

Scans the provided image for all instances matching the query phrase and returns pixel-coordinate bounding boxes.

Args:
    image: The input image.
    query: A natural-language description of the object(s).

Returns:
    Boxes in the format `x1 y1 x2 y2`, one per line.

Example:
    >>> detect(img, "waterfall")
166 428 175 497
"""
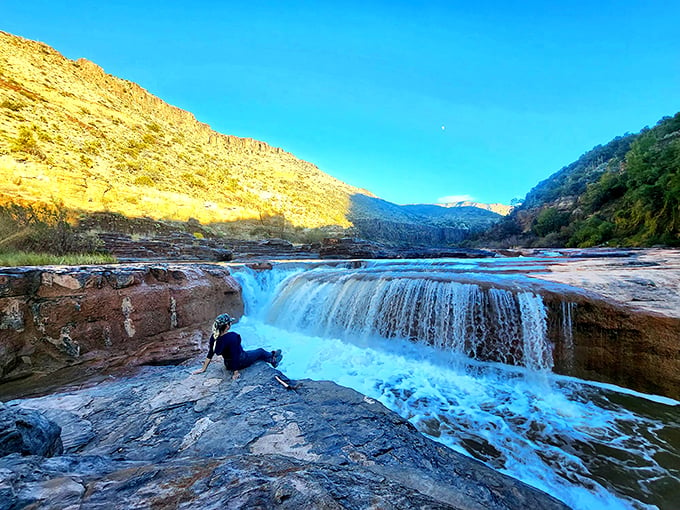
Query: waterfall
560 301 575 370
265 269 554 371
230 261 679 510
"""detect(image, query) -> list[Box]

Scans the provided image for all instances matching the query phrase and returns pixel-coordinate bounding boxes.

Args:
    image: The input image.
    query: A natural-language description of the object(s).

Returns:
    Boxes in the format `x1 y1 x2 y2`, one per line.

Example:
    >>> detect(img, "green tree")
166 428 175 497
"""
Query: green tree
532 207 570 237
614 114 680 244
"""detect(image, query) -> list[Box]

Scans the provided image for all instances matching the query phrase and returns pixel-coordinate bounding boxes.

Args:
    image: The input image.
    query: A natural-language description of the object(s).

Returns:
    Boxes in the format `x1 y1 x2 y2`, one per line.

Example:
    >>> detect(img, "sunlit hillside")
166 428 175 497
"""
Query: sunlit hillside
0 31 371 229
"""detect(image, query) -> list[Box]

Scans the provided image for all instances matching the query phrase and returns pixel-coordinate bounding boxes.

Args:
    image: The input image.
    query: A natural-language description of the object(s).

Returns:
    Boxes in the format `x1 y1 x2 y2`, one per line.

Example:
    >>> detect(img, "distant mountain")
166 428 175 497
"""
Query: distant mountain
437 201 513 216
349 195 501 246
478 113 680 247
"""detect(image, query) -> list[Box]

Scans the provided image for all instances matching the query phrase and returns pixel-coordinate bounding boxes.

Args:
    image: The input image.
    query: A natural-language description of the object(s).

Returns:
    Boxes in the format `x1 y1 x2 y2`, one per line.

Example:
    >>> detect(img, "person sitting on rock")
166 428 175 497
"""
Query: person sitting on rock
192 313 283 380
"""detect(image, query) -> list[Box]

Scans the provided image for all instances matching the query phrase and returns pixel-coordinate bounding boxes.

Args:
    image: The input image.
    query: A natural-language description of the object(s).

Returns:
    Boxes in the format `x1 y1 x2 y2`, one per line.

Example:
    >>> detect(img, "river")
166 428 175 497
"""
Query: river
228 258 679 510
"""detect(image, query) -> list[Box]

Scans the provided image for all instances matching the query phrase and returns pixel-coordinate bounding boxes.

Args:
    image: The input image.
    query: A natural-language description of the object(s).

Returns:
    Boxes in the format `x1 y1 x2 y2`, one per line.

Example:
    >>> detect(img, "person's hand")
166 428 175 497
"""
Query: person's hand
231 370 241 381
193 359 210 375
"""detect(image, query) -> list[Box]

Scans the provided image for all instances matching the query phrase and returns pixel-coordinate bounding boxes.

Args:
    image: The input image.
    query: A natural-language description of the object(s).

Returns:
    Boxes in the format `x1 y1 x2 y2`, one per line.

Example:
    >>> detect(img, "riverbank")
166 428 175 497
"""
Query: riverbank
2 250 679 508
0 362 569 509
2 249 679 399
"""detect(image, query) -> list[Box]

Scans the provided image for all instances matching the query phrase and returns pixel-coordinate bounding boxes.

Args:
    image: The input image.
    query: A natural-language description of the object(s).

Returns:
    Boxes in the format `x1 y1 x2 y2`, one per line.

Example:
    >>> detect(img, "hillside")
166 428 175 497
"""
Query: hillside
479 113 680 248
0 31 370 232
0 31 506 253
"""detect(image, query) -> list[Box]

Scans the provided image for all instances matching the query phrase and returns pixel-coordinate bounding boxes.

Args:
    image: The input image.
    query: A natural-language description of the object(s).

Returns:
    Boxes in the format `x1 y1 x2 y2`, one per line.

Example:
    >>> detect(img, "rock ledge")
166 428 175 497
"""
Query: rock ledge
1 362 568 509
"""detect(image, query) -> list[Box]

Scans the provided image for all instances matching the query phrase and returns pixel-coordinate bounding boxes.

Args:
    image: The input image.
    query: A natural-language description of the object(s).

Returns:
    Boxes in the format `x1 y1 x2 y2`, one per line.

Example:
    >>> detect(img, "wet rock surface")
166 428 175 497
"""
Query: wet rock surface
0 362 568 509
527 248 680 319
525 248 680 399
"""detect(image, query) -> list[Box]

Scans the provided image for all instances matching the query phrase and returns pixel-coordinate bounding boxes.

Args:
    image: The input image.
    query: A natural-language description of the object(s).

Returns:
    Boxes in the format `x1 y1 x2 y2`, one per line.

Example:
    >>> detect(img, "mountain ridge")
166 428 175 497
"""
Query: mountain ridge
0 30 501 247
0 32 504 247
0 31 367 230
437 200 513 216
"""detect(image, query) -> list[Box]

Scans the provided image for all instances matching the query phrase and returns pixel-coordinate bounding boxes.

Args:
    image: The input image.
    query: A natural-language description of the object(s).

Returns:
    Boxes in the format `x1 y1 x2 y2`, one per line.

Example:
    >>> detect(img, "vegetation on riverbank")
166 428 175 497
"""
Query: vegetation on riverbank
0 200 115 266
478 112 680 248
0 250 115 267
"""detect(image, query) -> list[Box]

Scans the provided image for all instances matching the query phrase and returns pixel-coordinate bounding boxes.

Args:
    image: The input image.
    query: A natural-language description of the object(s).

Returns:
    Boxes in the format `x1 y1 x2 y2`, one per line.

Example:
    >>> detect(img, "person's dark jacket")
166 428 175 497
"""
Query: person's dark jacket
207 331 244 370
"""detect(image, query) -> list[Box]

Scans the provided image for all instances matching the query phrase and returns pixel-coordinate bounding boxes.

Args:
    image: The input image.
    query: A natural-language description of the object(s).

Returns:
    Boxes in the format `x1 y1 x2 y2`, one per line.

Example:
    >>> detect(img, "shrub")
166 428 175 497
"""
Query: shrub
532 207 570 237
181 172 205 189
134 175 155 187
10 125 45 159
567 217 615 247
1 98 25 111
83 139 101 154
79 154 94 168
0 201 106 256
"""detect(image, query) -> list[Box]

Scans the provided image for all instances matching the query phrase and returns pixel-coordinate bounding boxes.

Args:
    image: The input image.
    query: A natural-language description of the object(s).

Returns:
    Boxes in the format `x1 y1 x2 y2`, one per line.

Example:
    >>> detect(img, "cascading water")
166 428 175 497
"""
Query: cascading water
560 301 576 370
267 270 553 370
230 259 680 510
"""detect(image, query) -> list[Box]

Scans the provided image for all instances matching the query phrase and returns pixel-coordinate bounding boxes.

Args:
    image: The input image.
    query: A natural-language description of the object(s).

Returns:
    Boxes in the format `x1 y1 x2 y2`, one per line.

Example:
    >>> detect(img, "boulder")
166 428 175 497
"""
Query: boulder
0 402 62 457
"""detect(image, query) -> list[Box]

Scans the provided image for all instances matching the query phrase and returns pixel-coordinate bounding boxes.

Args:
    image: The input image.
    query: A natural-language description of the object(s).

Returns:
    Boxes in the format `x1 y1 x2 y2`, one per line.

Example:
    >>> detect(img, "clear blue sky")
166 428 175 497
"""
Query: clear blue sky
3 1 679 205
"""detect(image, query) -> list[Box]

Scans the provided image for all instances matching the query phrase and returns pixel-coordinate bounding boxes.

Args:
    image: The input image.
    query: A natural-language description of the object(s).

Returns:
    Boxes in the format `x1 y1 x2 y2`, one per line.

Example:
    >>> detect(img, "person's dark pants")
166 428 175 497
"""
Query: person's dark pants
232 348 272 370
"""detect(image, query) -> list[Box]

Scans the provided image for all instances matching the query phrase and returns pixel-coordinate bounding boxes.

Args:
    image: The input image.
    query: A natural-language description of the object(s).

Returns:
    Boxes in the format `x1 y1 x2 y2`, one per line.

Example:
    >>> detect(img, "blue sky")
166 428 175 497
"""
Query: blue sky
3 1 679 205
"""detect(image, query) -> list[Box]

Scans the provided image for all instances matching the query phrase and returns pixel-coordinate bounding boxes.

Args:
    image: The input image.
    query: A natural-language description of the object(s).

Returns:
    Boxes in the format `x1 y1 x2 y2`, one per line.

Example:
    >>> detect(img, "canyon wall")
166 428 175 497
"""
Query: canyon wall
0 263 241 396
544 290 680 399
351 218 470 246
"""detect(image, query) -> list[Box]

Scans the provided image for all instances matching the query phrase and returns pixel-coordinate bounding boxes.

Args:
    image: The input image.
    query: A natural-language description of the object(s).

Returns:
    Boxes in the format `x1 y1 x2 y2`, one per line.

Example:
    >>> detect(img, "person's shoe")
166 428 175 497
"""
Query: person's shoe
271 349 283 368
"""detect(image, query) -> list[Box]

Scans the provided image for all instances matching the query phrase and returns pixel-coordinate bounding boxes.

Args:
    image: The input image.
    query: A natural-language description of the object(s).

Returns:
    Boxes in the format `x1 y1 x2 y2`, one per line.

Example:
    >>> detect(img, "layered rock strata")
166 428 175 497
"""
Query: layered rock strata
542 287 680 399
318 237 497 259
0 363 568 509
532 249 680 399
0 264 241 397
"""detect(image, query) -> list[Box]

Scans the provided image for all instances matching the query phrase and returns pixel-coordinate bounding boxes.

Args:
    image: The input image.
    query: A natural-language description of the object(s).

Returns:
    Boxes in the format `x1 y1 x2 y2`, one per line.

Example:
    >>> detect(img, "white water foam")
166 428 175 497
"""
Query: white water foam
230 263 678 510
266 268 554 370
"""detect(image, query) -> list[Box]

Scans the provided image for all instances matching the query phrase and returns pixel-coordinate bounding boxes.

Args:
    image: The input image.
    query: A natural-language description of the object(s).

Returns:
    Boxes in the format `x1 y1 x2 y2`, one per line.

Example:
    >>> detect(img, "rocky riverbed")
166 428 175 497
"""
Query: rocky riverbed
0 362 568 509
527 248 680 319
497 248 680 398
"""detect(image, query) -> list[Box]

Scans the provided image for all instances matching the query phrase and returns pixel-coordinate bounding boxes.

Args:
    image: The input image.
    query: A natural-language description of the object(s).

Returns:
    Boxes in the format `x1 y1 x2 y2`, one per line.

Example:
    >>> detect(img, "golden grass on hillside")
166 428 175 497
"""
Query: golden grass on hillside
0 31 368 230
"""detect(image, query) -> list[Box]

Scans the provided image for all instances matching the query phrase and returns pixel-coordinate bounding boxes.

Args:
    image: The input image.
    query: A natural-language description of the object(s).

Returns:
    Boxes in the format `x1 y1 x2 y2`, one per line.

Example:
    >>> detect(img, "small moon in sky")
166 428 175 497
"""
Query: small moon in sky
441 125 446 130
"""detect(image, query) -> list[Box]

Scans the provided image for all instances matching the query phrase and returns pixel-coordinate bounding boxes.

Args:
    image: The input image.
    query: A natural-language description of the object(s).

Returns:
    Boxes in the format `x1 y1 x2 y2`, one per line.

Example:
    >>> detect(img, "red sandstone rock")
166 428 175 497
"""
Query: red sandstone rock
0 263 242 392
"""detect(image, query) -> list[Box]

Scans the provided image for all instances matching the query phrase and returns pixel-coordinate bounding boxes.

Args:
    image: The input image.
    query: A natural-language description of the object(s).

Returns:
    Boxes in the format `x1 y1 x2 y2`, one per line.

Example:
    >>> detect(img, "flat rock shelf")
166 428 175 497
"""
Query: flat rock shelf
0 362 568 509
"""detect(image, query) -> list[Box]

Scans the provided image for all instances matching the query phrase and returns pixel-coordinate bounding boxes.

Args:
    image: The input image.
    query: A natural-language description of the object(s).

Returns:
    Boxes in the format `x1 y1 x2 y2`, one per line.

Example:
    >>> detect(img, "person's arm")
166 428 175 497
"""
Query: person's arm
192 335 216 375
192 357 211 375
